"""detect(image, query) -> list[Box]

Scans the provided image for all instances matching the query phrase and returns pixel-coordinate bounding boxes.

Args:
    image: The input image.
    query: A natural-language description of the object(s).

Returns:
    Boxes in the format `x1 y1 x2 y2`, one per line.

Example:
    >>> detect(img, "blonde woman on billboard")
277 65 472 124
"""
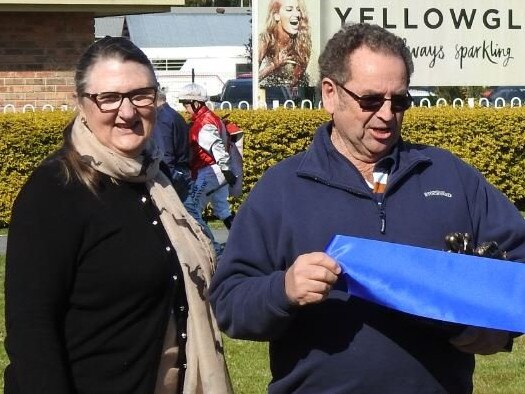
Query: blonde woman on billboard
259 0 312 88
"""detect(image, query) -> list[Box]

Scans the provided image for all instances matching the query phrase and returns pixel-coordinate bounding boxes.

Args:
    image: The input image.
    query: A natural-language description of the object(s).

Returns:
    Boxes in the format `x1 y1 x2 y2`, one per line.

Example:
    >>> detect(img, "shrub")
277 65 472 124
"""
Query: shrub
219 107 525 215
0 111 72 226
402 107 525 209
1 107 524 227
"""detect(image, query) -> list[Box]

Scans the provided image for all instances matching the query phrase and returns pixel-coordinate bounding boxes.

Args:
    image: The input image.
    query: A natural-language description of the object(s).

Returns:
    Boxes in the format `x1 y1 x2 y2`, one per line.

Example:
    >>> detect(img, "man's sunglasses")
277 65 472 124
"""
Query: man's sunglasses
335 82 413 113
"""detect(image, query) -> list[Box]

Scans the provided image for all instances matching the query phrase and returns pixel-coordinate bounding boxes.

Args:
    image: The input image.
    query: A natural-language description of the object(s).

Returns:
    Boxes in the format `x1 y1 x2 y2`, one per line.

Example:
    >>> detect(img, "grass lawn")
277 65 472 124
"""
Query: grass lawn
1 254 5 391
474 337 525 393
223 337 271 393
0 253 523 392
207 219 226 230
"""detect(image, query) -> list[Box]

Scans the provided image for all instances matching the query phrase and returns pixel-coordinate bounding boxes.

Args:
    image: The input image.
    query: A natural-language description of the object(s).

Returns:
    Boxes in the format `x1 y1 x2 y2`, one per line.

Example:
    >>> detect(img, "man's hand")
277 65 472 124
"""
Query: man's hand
285 252 341 306
222 170 237 186
449 326 511 355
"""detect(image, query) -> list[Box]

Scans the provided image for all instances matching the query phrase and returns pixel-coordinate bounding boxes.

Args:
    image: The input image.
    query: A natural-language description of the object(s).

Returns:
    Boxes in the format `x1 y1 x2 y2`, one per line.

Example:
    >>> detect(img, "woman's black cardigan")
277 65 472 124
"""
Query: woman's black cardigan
4 157 186 393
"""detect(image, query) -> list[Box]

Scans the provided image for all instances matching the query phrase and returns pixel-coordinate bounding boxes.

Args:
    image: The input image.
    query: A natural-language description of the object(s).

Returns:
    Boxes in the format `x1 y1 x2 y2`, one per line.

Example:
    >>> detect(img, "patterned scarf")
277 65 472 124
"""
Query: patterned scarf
71 117 232 394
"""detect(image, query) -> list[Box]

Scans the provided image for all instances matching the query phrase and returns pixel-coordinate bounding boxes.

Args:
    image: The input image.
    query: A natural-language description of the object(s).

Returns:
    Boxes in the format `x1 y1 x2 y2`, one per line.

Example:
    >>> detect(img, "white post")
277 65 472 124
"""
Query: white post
252 3 259 108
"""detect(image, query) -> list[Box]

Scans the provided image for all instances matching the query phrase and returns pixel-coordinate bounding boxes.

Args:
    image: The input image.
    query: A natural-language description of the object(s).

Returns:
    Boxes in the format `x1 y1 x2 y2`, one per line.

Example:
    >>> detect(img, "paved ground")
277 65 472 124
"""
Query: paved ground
0 230 228 256
0 235 6 255
212 228 229 244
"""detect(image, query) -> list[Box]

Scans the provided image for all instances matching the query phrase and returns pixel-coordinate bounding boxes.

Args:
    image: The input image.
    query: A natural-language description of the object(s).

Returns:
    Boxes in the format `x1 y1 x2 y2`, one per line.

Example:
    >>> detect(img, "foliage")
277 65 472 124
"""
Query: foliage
244 35 253 64
434 86 487 101
0 111 73 227
1 107 525 226
218 108 329 195
213 107 525 217
402 107 525 210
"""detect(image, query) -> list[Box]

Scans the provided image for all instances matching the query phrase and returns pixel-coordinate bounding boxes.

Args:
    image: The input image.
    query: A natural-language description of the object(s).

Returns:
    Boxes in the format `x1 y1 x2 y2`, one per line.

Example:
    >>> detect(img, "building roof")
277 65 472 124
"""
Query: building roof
0 1 183 16
126 11 251 48
170 6 251 14
95 16 125 38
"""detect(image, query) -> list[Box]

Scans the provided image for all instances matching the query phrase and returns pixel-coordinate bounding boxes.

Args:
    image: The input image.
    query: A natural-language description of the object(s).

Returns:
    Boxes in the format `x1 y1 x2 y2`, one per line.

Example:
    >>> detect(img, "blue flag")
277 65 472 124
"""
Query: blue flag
326 235 525 332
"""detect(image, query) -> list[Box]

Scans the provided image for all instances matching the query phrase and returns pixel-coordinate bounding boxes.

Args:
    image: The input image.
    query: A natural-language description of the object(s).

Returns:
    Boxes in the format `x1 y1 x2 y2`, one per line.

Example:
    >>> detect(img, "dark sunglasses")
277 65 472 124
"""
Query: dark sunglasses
335 82 413 113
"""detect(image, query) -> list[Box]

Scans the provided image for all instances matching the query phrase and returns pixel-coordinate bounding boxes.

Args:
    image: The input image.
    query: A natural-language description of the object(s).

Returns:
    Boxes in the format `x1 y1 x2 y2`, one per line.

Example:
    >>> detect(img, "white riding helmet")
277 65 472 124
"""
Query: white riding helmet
178 83 208 102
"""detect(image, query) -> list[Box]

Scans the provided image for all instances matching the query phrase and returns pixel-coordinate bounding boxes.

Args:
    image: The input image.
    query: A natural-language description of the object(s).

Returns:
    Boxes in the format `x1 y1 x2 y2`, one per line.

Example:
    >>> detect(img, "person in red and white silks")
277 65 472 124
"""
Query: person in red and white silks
179 83 236 252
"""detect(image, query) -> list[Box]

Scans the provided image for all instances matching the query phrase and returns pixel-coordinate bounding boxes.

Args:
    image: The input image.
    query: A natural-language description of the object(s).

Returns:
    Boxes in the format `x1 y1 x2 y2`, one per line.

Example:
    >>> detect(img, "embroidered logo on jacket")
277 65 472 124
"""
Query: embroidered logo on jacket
424 190 453 198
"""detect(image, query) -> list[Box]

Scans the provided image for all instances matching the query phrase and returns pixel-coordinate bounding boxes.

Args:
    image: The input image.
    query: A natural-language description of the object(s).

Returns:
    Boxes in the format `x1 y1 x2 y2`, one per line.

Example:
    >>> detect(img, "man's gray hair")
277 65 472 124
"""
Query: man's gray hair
318 23 414 86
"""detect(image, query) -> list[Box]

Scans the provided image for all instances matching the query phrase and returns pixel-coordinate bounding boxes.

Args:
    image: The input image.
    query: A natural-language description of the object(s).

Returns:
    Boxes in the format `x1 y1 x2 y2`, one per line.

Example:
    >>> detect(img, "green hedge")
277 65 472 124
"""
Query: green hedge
221 107 525 214
0 111 72 226
1 107 524 227
402 107 525 207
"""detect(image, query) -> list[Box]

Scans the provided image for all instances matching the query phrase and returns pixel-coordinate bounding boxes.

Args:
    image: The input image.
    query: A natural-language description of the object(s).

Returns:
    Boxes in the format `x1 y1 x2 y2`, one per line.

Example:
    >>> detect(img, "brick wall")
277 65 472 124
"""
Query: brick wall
0 12 94 112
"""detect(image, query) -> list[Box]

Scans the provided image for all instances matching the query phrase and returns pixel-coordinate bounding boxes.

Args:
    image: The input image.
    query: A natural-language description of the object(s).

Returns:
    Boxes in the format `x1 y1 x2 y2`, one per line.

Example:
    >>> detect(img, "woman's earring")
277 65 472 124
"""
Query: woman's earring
81 116 88 126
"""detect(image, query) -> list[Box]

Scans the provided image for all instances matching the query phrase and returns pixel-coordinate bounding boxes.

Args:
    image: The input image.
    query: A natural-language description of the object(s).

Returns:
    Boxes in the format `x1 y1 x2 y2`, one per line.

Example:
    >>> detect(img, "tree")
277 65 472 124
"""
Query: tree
244 35 252 64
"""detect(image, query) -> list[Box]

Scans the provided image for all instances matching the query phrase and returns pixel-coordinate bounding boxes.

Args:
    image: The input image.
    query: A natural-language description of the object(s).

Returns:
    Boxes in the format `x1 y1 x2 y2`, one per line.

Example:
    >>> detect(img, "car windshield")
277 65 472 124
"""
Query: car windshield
223 82 251 102
266 86 290 102
489 88 525 101
217 78 293 106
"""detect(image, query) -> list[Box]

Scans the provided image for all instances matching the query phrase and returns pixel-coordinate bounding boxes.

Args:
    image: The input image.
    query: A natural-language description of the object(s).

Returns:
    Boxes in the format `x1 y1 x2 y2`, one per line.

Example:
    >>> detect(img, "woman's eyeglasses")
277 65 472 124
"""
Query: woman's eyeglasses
81 86 158 112
335 82 413 113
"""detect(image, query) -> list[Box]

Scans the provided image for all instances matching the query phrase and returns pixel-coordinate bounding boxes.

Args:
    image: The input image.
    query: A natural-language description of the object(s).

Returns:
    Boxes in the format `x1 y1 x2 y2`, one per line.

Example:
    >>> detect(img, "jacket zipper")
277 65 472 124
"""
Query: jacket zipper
304 150 429 237
378 201 386 234
376 160 425 235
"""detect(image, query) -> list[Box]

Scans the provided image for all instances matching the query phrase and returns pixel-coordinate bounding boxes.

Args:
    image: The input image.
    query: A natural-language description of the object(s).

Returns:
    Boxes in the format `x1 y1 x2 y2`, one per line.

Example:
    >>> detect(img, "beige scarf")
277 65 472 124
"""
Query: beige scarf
71 117 232 394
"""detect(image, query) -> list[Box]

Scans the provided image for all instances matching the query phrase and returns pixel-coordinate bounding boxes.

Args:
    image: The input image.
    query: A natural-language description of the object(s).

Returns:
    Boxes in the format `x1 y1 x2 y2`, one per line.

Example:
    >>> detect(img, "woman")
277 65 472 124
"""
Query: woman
4 37 231 394
258 0 312 88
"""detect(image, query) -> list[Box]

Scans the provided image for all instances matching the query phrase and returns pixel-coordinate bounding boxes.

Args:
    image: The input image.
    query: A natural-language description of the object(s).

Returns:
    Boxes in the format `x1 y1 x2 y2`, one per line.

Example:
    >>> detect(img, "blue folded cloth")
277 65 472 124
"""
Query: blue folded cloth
326 235 525 332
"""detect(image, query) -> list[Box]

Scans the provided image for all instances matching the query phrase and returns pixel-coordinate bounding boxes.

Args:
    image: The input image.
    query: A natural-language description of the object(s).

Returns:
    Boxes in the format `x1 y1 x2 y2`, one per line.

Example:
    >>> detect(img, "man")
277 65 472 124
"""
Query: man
178 83 237 255
152 89 191 200
209 23 525 393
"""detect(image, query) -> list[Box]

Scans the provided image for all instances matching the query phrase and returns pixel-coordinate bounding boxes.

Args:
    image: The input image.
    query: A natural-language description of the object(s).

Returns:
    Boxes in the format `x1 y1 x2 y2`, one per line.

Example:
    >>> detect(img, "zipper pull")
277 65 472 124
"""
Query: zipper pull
379 209 386 234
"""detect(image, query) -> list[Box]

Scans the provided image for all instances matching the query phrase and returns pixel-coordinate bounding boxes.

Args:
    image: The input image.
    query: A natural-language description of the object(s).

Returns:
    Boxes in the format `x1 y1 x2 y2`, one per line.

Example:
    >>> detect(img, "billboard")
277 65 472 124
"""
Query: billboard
254 0 321 107
253 0 525 106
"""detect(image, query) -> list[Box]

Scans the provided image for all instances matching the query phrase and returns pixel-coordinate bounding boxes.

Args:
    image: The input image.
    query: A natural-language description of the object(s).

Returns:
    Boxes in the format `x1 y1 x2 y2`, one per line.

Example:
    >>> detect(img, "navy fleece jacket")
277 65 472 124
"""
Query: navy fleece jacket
210 122 525 394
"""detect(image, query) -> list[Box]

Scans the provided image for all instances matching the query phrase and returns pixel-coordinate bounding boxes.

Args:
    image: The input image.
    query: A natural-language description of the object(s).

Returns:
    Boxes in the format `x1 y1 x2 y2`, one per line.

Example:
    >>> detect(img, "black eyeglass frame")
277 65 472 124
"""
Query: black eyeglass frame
81 86 158 112
334 81 413 113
